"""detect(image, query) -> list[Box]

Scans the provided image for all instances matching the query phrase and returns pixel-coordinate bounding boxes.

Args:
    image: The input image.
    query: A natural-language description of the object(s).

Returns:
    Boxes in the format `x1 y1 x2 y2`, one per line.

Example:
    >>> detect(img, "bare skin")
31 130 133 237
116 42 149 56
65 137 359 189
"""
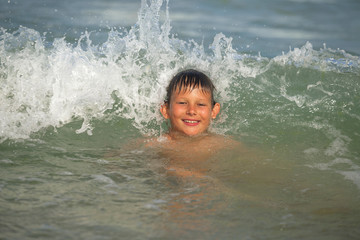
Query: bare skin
146 132 242 177
160 87 220 137
152 85 248 179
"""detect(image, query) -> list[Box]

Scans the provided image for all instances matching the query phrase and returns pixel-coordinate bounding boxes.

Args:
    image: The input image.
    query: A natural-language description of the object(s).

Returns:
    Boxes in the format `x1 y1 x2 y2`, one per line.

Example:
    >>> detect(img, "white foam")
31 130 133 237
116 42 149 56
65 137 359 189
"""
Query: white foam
337 170 360 190
306 158 360 189
303 148 319 155
92 174 115 184
324 137 350 157
273 41 360 71
57 171 74 176
0 0 359 142
0 159 14 164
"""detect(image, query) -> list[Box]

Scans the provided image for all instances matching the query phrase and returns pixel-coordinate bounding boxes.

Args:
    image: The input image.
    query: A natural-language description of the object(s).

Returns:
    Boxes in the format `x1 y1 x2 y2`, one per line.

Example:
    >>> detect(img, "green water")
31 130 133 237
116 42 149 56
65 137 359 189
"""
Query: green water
1 0 360 239
1 117 360 239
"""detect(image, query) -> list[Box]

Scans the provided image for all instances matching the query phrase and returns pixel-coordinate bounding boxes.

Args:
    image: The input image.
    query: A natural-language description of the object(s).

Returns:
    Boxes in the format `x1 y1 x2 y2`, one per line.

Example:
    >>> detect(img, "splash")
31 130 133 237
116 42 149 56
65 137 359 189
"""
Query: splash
0 0 243 141
273 42 360 73
0 0 359 143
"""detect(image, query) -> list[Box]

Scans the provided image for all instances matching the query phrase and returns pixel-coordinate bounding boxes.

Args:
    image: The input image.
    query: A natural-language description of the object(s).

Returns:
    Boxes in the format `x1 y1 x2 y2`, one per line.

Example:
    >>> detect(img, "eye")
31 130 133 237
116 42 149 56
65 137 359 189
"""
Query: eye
198 103 207 107
176 101 187 105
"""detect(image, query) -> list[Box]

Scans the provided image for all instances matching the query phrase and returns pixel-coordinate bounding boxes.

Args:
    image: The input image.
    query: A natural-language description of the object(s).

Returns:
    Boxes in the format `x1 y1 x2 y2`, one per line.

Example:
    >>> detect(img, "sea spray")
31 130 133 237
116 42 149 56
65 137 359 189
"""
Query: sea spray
0 0 359 149
0 0 240 141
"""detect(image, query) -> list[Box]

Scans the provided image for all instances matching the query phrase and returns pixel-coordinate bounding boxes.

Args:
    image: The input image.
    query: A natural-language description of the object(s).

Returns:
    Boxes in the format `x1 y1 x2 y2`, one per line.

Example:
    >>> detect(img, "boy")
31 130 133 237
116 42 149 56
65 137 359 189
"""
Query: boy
160 69 221 139
153 68 245 172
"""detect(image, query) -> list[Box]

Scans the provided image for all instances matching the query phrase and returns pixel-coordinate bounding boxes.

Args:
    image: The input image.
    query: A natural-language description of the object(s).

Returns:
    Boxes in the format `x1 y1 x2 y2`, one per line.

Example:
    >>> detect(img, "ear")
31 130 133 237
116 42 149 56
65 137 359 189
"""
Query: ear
211 103 220 119
160 103 170 119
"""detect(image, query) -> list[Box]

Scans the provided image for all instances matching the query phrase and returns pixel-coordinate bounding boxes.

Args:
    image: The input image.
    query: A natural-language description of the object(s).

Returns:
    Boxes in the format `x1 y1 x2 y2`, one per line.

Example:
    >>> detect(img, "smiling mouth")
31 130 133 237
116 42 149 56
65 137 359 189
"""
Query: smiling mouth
183 120 199 124
182 119 200 126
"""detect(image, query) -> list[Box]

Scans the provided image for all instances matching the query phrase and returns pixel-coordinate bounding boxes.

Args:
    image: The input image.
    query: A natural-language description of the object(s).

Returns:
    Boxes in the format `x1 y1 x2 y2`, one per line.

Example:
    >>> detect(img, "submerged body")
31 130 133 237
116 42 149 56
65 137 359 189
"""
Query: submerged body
147 132 242 176
141 132 360 239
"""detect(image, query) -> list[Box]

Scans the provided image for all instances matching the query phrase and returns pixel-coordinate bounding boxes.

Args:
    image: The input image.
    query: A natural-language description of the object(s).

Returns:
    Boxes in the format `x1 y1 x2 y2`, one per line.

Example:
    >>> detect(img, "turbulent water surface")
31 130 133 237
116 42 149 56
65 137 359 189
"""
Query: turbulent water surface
1 0 360 239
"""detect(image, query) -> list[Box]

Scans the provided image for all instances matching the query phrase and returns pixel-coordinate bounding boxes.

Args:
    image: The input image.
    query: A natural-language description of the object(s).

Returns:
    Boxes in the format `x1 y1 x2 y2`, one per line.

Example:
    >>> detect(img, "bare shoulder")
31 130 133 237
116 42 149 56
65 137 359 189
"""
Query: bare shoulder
212 134 242 149
143 134 171 148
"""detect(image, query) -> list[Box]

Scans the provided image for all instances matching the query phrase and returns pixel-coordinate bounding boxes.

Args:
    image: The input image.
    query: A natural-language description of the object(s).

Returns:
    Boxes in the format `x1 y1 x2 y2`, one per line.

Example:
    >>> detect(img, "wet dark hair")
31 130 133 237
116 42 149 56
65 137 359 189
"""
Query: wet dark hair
165 69 216 106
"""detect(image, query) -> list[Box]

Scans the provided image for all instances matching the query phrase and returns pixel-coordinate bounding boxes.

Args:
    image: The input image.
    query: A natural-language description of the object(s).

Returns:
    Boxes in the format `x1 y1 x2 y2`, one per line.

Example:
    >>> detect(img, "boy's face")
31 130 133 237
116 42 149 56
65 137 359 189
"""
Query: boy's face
160 87 220 136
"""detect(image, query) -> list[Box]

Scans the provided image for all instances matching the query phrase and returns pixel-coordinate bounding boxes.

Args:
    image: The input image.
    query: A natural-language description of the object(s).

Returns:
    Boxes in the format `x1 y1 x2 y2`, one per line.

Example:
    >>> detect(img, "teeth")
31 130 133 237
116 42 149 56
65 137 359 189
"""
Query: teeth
184 120 198 123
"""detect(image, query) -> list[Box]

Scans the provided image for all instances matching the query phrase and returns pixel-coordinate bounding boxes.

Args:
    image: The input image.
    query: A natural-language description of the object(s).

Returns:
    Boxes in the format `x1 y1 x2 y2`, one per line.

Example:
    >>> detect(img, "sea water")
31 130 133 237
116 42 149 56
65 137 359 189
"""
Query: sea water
1 0 360 239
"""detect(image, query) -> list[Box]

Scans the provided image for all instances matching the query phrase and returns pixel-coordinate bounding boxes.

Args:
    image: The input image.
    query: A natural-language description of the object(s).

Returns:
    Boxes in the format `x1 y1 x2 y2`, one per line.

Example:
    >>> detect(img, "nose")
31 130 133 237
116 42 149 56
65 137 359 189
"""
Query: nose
186 104 197 115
